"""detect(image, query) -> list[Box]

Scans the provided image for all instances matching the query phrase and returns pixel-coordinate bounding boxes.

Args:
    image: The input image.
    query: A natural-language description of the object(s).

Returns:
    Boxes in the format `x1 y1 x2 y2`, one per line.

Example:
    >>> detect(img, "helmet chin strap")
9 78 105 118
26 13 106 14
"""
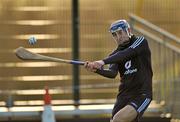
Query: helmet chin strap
119 39 130 47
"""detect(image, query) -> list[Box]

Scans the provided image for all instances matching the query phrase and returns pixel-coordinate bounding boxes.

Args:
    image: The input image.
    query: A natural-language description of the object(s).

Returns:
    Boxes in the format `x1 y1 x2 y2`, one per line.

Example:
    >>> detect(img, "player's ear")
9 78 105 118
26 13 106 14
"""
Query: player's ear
127 28 131 34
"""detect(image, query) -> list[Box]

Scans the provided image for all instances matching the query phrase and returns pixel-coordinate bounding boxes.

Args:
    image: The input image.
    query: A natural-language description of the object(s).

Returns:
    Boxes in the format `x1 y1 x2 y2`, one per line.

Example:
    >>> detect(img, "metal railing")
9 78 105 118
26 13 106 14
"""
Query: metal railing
129 13 180 119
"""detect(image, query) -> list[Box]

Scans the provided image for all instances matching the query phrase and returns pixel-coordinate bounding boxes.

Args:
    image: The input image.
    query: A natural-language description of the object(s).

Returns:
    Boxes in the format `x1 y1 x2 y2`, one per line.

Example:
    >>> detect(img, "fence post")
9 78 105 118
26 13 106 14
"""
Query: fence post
72 0 80 106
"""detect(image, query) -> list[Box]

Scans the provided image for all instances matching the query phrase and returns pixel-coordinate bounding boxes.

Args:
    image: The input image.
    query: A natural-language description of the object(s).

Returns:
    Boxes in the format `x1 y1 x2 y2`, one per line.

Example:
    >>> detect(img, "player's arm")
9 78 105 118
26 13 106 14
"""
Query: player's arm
95 63 118 78
103 37 148 64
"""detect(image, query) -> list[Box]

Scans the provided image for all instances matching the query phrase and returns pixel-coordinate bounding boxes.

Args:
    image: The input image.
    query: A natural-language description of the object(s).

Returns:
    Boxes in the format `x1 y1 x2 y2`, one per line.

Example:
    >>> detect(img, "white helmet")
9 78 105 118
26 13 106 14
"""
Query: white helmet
109 20 132 37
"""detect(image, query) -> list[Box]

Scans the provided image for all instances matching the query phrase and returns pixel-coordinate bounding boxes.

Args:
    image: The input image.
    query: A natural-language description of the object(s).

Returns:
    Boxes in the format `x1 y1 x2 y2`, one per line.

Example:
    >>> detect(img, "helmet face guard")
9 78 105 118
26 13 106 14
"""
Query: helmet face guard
109 20 131 37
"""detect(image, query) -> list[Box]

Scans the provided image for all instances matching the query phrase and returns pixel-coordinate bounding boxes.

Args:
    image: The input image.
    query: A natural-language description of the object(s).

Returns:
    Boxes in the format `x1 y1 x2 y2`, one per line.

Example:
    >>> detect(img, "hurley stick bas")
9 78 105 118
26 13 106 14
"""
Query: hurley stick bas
15 47 85 65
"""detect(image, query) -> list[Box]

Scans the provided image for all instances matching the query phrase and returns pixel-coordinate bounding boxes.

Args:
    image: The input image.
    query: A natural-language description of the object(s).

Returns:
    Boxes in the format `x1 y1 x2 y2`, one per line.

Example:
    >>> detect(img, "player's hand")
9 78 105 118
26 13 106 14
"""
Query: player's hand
93 60 105 69
84 61 97 72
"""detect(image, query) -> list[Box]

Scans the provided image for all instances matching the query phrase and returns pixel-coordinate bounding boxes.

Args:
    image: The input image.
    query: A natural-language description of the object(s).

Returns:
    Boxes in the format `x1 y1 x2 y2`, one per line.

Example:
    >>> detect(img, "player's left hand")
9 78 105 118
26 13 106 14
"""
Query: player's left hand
93 60 105 69
84 61 97 72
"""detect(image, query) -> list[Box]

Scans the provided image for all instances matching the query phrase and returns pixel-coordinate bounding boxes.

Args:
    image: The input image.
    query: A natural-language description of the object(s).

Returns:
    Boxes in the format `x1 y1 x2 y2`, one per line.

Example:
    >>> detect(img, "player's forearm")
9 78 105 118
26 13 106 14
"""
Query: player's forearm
103 48 135 64
95 69 117 78
103 37 147 64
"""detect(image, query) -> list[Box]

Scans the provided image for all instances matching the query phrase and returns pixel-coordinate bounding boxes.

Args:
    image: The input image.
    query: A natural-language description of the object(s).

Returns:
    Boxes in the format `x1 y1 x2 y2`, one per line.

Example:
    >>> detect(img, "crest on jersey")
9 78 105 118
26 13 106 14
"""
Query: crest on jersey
125 60 131 69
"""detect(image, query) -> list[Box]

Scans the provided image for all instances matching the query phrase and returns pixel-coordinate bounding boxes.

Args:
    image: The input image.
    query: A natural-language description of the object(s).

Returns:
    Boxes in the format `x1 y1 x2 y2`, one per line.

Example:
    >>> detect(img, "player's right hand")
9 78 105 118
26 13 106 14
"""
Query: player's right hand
84 61 97 72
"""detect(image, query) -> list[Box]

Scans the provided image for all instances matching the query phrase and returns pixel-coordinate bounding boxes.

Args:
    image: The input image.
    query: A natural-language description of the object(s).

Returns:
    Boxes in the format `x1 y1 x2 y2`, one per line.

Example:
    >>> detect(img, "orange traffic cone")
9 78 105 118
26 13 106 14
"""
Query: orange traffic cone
41 86 56 122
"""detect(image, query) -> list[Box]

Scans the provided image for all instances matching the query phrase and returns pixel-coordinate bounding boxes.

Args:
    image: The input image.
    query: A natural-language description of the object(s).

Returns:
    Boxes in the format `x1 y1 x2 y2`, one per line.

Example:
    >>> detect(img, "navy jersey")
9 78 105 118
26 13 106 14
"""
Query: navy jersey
96 35 153 98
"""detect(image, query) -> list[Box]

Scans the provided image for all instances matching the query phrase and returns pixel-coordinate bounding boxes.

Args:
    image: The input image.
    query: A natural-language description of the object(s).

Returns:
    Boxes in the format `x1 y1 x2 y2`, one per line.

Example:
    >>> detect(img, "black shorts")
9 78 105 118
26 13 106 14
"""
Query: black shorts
112 94 151 122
